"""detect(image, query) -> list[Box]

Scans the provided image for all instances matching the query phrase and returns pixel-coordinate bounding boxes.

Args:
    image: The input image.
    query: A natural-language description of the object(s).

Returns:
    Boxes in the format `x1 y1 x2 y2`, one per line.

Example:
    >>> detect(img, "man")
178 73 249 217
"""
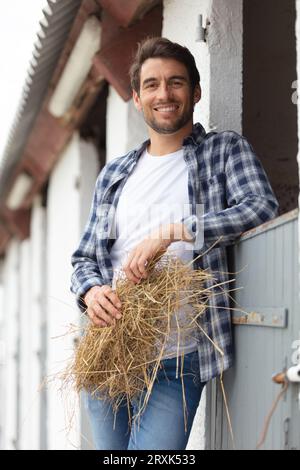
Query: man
71 37 278 450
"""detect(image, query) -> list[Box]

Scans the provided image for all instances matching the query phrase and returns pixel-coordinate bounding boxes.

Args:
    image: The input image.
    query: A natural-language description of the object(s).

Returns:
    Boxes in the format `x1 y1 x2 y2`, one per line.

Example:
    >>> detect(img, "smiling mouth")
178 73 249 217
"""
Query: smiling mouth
153 104 179 112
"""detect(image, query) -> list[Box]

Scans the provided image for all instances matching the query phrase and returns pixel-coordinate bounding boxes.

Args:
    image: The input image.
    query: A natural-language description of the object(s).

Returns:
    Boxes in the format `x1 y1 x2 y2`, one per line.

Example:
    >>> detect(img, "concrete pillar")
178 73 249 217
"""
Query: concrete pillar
208 0 243 133
163 0 242 133
163 0 213 131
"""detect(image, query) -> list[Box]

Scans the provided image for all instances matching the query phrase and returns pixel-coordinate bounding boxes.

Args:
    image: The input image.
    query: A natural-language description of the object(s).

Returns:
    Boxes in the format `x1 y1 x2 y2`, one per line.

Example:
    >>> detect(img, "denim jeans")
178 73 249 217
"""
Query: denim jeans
84 350 206 450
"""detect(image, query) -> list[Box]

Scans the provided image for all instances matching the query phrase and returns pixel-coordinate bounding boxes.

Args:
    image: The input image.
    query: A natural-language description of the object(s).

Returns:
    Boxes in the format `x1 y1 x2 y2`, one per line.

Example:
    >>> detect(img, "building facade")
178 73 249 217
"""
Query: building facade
0 0 298 450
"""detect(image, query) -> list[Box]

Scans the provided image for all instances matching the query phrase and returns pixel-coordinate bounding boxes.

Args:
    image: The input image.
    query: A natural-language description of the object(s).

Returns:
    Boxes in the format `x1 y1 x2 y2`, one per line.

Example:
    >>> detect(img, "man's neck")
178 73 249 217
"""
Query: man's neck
147 121 193 156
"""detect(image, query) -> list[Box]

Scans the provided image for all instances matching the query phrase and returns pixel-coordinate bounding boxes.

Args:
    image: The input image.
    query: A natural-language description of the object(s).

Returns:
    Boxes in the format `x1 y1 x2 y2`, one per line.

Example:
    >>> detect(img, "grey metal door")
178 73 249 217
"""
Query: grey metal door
206 210 300 450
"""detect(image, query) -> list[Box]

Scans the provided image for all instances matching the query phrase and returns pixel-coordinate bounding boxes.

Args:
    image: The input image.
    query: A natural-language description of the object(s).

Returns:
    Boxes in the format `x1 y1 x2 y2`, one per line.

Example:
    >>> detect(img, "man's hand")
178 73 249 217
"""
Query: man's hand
84 285 122 327
123 223 193 283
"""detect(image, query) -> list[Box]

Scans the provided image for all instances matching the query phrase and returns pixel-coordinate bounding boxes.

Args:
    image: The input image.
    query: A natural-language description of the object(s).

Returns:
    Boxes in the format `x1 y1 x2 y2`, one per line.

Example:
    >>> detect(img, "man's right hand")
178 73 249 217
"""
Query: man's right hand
84 285 122 327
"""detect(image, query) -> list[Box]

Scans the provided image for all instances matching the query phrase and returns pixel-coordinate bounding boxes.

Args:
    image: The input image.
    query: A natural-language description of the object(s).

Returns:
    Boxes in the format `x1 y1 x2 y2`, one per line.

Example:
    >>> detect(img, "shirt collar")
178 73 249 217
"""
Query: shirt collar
182 122 207 147
132 139 150 161
131 122 207 163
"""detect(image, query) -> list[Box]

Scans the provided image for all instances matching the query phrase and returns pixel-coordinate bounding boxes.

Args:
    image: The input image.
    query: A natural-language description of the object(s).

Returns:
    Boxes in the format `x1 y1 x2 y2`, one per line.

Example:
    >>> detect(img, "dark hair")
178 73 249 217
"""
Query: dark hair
129 37 200 94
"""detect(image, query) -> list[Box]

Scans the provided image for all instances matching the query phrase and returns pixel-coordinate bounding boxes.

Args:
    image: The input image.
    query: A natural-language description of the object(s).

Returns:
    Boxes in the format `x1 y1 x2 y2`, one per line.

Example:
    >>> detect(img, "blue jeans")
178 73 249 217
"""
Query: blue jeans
84 350 206 450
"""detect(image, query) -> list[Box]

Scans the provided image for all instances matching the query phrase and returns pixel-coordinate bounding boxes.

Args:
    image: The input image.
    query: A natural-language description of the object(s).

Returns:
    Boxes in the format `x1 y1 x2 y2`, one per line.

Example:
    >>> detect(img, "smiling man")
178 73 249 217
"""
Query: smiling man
71 37 279 450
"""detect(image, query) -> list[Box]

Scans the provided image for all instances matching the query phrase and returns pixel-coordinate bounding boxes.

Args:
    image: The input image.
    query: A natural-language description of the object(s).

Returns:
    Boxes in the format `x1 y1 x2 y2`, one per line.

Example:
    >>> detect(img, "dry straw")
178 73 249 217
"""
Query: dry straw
62 250 233 427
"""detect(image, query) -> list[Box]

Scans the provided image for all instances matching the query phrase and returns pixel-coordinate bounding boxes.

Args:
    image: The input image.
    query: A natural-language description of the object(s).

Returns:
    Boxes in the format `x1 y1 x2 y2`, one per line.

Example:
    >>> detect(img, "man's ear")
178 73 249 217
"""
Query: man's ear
132 89 142 111
193 84 201 104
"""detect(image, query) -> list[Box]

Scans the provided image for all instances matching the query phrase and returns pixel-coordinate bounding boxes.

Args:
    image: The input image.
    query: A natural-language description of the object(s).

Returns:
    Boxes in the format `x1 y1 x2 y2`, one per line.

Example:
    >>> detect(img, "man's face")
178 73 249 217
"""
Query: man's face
133 58 201 134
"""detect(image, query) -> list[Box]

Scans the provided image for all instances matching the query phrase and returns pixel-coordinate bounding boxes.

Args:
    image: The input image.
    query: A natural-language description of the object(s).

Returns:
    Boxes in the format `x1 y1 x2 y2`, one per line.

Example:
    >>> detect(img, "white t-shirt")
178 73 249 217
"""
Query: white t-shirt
110 148 198 358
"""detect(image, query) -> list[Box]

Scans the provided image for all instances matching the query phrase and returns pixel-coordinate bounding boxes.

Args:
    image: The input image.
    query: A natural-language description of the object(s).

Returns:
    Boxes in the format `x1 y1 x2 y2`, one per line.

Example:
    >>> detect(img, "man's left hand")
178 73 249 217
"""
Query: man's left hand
123 223 192 283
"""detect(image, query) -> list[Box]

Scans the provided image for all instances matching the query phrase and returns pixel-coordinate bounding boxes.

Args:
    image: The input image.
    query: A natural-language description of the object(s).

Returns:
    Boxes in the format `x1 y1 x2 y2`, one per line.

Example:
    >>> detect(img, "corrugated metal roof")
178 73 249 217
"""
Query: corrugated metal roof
0 0 82 194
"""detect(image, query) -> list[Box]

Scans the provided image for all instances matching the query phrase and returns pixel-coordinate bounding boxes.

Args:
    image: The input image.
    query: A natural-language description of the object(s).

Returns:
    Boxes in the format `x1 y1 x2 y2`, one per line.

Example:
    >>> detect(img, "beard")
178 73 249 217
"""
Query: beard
142 99 194 135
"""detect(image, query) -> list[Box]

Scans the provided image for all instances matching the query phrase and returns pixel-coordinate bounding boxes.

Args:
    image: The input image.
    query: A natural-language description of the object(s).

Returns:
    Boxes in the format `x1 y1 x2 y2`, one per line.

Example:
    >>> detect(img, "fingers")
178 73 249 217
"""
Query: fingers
136 255 148 278
89 310 109 328
87 286 122 327
123 252 139 283
124 252 149 283
101 286 122 317
88 302 115 327
105 290 122 316
101 297 122 319
123 236 170 284
126 255 143 282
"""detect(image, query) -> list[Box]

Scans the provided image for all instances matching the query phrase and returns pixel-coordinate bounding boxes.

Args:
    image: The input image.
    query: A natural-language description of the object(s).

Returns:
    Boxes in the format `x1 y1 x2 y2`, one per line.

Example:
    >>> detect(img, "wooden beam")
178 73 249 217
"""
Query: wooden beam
0 160 46 211
56 74 106 129
0 207 31 240
24 111 73 178
47 0 101 96
97 0 161 27
93 4 162 100
0 222 11 255
0 111 73 210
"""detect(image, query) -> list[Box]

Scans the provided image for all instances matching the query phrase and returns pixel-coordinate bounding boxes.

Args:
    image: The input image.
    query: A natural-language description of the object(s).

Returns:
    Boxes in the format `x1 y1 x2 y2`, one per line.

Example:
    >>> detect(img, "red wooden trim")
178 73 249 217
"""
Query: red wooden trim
93 4 162 101
97 0 161 27
0 222 11 255
25 111 73 178
0 207 31 240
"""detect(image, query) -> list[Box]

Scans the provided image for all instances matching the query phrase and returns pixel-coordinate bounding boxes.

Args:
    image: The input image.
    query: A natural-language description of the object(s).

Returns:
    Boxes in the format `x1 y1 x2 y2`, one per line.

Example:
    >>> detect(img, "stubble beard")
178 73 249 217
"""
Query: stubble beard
142 99 194 135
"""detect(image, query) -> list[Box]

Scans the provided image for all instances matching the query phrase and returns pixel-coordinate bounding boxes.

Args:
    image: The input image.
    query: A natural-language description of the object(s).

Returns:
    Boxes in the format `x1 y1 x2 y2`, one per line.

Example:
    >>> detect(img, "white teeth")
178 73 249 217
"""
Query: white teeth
155 105 178 112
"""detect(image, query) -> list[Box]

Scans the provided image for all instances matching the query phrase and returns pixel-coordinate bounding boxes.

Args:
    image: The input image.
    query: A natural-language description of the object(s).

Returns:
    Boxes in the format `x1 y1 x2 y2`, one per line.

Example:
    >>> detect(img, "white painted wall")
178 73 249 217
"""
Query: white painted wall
106 87 128 160
19 239 32 450
163 0 212 132
1 240 20 450
29 197 47 449
162 0 243 449
78 139 100 231
46 134 82 450
0 202 46 450
46 132 99 450
77 137 100 450
106 86 148 161
17 197 46 450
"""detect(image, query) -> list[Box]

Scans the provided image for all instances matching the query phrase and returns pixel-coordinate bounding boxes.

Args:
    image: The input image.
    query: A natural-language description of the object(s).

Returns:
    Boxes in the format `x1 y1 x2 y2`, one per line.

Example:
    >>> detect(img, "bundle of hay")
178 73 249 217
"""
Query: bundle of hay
64 254 218 419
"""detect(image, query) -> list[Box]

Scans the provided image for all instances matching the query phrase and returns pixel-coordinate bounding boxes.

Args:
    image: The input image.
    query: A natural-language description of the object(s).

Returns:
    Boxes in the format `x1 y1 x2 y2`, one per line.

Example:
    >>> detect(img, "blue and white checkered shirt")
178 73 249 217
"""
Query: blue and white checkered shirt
71 122 278 382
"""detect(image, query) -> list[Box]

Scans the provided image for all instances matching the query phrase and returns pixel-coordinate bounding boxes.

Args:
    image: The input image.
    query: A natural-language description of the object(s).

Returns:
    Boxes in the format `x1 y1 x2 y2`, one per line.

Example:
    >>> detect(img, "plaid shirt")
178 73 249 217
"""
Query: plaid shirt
71 122 279 382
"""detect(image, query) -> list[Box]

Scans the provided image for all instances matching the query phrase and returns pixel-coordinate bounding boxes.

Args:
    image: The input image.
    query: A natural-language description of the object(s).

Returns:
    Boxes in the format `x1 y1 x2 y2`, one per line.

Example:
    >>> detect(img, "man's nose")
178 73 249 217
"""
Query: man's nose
156 82 170 100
